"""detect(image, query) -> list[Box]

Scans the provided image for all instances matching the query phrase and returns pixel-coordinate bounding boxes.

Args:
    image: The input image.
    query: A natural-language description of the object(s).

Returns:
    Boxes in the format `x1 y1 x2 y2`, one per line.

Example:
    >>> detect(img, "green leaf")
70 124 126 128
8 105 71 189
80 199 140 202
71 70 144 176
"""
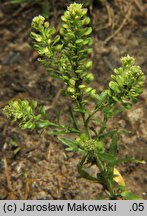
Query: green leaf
95 91 108 109
77 162 98 182
99 152 117 165
54 44 63 51
109 134 118 156
48 130 69 135
121 191 142 200
37 120 51 128
53 35 60 45
37 119 60 129
116 157 146 165
100 129 131 140
58 137 78 152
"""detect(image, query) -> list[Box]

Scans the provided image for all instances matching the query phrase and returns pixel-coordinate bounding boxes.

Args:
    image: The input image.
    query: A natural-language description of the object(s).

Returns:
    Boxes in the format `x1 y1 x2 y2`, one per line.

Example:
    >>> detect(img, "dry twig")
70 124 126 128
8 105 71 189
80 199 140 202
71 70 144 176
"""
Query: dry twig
104 2 133 44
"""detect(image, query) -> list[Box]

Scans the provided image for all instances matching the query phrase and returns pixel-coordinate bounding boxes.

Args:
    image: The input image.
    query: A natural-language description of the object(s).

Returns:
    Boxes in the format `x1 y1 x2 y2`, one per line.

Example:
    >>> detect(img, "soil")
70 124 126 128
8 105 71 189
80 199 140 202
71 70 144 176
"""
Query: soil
0 0 147 200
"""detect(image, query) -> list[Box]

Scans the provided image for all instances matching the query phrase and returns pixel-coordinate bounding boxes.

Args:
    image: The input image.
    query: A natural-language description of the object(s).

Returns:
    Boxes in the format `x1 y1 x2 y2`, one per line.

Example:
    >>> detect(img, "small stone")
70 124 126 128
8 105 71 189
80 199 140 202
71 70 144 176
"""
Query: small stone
126 107 144 126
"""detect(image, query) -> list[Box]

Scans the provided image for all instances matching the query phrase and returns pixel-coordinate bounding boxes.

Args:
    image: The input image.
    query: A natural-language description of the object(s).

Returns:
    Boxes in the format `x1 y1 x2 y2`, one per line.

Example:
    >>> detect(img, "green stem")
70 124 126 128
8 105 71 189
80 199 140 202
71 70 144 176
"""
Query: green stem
78 100 91 139
95 155 114 198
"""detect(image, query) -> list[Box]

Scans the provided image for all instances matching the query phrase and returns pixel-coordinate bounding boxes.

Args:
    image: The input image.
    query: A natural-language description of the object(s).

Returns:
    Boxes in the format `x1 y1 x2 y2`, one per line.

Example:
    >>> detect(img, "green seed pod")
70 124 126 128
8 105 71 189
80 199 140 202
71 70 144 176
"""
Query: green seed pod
85 87 92 93
67 87 75 94
69 79 75 86
79 84 86 89
85 61 93 69
85 73 94 83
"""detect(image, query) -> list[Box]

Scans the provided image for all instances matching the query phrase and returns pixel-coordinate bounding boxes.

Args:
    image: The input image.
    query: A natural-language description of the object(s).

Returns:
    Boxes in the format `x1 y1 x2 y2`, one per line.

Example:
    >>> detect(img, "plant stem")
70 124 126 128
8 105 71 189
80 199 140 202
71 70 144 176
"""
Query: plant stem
95 155 114 198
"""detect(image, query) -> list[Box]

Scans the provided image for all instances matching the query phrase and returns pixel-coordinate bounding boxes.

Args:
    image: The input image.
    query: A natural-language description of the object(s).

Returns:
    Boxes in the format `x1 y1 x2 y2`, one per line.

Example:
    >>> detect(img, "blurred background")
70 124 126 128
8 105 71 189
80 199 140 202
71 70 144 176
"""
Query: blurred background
0 0 147 199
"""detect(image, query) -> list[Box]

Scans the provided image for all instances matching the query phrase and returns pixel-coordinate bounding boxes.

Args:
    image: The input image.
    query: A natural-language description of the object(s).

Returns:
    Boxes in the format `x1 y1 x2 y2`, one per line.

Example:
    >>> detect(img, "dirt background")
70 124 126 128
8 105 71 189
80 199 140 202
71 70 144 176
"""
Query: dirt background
0 0 147 200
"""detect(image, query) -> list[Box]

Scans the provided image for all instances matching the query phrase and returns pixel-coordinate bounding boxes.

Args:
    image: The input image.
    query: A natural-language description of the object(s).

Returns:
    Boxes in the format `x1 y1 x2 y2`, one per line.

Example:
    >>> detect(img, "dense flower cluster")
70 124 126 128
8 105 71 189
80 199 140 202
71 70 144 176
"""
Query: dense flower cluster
31 3 96 100
3 100 38 129
108 55 145 107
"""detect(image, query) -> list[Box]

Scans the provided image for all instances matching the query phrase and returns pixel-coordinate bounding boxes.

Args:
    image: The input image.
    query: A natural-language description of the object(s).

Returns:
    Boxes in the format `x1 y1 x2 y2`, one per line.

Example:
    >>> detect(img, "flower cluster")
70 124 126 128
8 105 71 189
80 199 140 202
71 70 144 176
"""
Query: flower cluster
3 100 39 129
76 134 104 154
2 3 145 200
108 55 145 107
31 3 96 100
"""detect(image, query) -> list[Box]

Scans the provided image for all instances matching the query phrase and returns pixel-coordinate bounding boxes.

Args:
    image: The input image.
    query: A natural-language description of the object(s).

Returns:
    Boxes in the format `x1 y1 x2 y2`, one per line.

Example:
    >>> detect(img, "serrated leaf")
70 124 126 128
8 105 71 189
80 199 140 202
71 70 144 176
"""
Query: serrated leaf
54 44 63 51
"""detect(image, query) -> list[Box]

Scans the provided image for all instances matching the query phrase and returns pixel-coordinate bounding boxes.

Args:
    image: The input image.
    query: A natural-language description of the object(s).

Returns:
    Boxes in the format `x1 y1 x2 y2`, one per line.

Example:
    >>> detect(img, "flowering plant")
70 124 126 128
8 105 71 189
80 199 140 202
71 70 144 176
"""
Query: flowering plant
3 3 145 199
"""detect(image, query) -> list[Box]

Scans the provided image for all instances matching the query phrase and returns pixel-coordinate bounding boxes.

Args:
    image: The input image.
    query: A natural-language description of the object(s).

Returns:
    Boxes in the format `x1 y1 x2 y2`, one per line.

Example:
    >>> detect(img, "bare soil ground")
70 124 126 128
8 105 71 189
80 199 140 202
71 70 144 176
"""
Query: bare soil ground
0 0 147 199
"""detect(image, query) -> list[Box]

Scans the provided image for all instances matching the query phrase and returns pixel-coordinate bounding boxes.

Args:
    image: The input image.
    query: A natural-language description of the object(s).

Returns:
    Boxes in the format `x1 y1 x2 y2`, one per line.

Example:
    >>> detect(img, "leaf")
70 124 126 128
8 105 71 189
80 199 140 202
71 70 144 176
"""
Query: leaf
113 168 125 187
53 35 60 45
77 162 98 182
37 120 51 128
58 137 79 152
100 129 131 140
48 130 68 135
121 191 142 200
99 152 117 165
116 157 146 165
109 134 118 155
37 119 60 129
95 91 108 109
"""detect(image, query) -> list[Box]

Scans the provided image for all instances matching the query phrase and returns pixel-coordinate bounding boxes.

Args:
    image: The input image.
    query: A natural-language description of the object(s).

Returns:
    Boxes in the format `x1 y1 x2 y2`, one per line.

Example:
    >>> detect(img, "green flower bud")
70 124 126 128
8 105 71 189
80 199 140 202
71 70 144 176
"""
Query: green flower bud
32 15 45 25
79 138 104 153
